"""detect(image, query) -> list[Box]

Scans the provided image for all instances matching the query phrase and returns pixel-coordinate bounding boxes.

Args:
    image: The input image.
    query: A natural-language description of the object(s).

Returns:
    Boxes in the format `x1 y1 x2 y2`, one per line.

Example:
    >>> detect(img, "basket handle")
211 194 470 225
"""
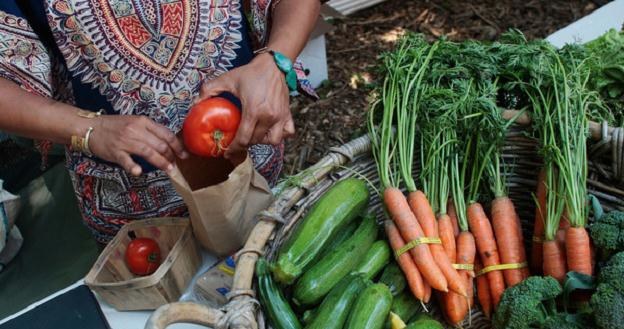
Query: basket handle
144 302 223 329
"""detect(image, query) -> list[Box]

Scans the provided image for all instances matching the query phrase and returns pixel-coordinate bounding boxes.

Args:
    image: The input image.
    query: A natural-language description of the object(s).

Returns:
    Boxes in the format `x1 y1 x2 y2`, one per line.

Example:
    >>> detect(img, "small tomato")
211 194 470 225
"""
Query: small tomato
183 97 241 157
125 237 161 276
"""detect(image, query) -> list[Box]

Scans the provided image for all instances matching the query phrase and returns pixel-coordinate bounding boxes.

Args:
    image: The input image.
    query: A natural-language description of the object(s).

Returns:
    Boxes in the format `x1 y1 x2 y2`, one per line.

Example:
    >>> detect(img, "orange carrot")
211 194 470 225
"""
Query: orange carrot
385 220 426 301
491 196 529 287
442 290 468 326
475 260 492 318
423 281 432 303
438 214 457 262
456 231 476 278
531 168 547 274
466 272 474 309
468 202 505 307
543 229 567 283
384 188 448 292
543 240 566 282
566 226 592 276
408 191 466 296
448 200 460 238
590 239 596 274
442 231 476 325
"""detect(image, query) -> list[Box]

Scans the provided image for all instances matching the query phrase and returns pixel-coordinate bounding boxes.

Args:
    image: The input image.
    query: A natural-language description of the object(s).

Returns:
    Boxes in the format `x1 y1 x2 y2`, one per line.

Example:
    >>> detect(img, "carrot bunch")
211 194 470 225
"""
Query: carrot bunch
526 53 594 280
368 38 453 302
443 111 477 325
417 115 467 300
483 106 530 289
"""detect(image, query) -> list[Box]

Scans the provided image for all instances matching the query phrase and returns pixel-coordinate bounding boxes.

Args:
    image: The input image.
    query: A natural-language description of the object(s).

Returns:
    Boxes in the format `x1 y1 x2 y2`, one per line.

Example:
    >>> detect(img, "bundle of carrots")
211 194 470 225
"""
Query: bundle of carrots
525 50 595 280
369 37 468 304
420 102 475 325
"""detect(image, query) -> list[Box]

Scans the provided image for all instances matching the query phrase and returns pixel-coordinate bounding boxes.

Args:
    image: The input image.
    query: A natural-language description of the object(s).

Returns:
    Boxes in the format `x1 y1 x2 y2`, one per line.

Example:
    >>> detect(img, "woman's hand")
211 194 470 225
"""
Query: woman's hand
89 115 188 176
197 53 295 159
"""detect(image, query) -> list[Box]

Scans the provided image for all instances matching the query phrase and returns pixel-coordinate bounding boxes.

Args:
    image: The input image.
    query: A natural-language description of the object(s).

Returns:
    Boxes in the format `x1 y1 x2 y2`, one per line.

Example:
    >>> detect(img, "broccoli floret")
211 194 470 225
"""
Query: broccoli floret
590 210 624 258
598 252 624 293
493 276 562 329
591 284 624 329
541 313 585 329
591 251 624 329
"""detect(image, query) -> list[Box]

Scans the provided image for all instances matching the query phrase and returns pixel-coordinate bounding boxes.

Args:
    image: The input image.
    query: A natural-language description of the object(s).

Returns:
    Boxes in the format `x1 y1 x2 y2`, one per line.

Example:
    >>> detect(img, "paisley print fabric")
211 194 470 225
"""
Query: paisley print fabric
0 0 307 244
0 9 54 98
46 0 245 130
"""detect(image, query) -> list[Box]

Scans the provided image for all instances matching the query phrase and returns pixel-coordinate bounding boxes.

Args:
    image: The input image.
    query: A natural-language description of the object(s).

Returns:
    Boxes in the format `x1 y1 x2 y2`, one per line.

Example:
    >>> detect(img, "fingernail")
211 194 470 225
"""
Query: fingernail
167 164 174 172
181 151 189 159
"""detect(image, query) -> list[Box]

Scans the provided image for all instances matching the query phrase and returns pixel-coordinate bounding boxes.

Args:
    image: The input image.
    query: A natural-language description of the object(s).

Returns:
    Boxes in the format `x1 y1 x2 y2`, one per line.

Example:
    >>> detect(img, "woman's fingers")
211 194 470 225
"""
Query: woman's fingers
115 152 142 176
250 118 274 145
284 117 295 137
133 131 175 163
127 140 174 173
265 121 285 145
196 72 238 104
145 119 188 159
225 113 255 158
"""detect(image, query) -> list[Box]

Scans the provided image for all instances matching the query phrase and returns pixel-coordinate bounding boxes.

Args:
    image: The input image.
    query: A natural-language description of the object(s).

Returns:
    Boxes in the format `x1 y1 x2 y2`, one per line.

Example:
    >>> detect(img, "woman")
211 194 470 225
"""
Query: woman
0 0 320 245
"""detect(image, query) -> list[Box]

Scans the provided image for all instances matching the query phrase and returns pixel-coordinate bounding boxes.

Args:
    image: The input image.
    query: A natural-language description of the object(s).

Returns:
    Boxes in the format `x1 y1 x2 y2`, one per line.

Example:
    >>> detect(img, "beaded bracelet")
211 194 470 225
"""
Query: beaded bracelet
255 47 298 92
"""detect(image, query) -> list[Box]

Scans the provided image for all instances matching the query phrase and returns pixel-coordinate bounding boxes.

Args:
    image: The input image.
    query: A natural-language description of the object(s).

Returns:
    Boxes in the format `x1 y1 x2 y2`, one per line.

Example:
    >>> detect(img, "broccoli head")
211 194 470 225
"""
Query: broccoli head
493 276 562 329
541 313 589 329
591 251 624 329
590 210 624 258
598 252 624 293
591 284 624 329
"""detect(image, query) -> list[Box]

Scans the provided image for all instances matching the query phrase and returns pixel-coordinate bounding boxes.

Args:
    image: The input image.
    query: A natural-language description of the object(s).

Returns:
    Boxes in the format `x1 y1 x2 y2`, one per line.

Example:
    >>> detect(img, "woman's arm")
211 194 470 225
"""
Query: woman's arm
267 0 321 62
199 0 321 159
0 77 187 175
0 77 90 143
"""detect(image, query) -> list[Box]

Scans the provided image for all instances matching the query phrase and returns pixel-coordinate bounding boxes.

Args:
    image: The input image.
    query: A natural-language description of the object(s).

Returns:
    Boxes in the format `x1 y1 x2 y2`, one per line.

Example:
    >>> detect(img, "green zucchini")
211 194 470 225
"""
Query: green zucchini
379 262 407 296
390 291 422 323
273 178 369 284
312 220 358 264
405 314 444 329
344 283 393 329
304 273 367 329
353 240 391 280
256 258 302 329
293 213 377 306
301 308 317 325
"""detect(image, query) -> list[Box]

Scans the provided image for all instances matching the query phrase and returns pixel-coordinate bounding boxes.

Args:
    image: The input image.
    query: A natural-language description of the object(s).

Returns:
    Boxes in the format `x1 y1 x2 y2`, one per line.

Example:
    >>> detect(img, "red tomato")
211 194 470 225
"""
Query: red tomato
125 238 161 276
183 97 241 157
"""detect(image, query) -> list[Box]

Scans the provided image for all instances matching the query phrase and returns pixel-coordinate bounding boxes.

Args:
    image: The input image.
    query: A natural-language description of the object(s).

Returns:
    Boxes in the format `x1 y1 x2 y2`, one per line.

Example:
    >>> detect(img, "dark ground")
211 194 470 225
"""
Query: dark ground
0 0 605 175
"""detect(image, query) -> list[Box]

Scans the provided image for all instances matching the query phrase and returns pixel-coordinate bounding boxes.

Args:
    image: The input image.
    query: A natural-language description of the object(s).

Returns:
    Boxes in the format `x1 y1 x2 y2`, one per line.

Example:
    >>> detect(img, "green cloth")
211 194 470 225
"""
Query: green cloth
0 163 99 319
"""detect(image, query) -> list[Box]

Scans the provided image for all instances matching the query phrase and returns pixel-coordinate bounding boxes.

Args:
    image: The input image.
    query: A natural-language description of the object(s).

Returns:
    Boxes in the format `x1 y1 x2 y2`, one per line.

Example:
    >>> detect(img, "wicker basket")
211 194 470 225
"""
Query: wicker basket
145 113 624 329
85 217 201 311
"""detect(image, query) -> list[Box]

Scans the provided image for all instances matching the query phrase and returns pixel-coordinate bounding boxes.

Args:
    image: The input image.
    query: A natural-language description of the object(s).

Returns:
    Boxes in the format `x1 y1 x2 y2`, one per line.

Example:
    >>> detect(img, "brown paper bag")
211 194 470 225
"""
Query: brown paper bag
169 154 273 256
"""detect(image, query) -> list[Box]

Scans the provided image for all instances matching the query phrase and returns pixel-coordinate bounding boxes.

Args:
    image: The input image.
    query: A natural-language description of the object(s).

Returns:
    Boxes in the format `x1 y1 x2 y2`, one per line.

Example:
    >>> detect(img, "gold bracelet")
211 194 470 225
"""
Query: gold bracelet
83 127 94 156
71 127 94 156
71 109 102 155
77 109 104 119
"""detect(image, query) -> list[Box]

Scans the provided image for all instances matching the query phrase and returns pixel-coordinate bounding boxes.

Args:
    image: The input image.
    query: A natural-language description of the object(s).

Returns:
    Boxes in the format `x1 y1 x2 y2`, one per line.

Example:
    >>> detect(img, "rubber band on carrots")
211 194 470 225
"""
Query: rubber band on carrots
476 262 528 276
394 237 442 258
452 263 475 271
